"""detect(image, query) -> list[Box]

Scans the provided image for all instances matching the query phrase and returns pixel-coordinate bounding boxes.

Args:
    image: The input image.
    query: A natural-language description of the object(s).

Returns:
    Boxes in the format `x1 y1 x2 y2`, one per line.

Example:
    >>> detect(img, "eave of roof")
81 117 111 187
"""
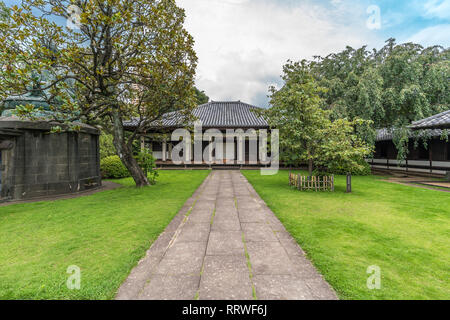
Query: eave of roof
123 101 269 130
410 110 450 130
376 128 445 142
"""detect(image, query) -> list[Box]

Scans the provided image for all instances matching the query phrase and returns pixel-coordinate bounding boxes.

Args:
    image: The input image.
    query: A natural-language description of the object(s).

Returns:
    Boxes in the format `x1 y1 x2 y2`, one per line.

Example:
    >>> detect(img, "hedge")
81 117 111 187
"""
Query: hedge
100 156 130 179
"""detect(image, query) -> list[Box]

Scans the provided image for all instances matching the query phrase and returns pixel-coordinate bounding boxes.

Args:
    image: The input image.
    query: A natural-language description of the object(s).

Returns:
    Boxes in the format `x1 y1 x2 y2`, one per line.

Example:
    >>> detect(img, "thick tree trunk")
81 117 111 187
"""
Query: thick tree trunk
308 158 313 176
307 148 313 176
111 110 150 187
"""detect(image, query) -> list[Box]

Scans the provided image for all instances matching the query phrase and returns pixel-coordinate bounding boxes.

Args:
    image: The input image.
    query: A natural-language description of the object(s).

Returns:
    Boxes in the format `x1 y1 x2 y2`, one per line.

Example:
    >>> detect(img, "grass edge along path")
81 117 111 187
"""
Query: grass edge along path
0 170 210 300
241 170 450 300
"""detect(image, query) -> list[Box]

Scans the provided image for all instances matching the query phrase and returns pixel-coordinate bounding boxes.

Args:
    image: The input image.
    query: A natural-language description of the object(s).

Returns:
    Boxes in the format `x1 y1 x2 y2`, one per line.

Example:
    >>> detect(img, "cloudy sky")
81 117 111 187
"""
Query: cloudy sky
176 0 450 107
3 0 449 107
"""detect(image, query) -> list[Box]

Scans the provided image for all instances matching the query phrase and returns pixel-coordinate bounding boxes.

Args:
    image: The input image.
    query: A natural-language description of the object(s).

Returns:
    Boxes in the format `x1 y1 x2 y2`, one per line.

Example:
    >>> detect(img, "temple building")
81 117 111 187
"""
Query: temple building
124 101 271 167
372 110 450 176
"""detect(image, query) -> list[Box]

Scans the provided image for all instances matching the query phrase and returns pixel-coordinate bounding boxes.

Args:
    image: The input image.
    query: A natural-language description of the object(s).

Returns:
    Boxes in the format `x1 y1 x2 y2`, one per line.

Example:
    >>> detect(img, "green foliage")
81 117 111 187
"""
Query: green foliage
102 148 159 183
100 133 116 160
318 118 373 175
100 156 130 179
0 170 210 299
0 0 198 186
312 39 449 127
308 39 449 160
263 61 372 175
194 87 209 105
316 158 371 176
243 170 450 300
0 1 8 21
264 61 328 170
135 150 159 185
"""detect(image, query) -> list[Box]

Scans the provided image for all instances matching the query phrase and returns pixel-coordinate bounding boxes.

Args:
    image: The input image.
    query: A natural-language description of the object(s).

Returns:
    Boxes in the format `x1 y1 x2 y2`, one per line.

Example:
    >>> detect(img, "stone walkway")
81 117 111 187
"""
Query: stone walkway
381 176 450 193
116 170 337 300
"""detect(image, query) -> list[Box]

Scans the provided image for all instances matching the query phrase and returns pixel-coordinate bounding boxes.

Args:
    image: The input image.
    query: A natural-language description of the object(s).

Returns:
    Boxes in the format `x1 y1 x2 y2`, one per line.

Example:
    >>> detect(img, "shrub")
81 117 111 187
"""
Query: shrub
100 156 130 179
136 150 159 185
319 159 372 176
101 151 159 183
100 133 116 159
353 160 372 176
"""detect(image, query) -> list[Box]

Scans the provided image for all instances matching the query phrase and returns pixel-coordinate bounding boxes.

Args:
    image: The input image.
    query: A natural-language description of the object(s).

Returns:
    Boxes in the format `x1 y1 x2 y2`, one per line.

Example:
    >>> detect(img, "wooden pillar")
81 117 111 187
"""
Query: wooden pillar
406 141 409 174
346 174 352 193
237 136 244 164
185 139 191 163
446 141 449 161
429 143 433 174
162 140 167 162
168 143 173 160
140 136 145 152
209 137 213 166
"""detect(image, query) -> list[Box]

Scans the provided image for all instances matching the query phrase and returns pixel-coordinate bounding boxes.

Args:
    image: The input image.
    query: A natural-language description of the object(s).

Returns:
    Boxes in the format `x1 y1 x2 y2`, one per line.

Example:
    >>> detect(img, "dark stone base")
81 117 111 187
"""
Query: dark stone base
9 177 102 200
0 117 101 201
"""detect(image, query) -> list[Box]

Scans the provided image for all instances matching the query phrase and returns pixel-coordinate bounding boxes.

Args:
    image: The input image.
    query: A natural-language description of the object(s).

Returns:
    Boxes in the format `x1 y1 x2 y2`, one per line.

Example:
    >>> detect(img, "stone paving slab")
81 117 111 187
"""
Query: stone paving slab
238 209 267 223
206 231 246 256
154 241 206 275
211 219 241 231
304 277 340 300
192 199 216 212
242 223 278 242
198 255 253 300
116 170 338 300
289 255 326 279
188 209 213 223
252 275 315 300
176 223 211 243
216 198 236 208
279 237 306 257
214 208 239 221
237 200 262 211
139 274 200 300
115 174 212 300
246 241 297 275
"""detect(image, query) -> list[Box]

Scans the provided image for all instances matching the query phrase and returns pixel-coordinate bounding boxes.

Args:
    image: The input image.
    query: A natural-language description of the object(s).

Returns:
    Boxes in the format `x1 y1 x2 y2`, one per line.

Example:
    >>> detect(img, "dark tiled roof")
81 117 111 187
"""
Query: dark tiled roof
376 128 444 142
410 110 450 130
376 128 393 141
124 101 269 130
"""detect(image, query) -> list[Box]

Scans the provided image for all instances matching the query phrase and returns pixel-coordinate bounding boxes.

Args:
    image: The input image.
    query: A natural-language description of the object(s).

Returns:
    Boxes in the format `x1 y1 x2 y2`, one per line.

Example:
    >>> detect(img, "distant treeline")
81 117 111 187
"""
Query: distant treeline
301 38 449 156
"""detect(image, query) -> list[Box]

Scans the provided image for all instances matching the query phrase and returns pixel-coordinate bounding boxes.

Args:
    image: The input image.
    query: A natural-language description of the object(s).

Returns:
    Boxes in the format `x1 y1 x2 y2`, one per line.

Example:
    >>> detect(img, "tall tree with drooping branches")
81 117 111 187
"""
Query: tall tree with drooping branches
309 38 449 160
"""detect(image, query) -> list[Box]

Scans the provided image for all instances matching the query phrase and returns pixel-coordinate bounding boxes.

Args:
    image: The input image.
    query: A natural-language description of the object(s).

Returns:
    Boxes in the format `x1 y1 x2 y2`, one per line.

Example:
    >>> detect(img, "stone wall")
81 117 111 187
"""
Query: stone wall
0 119 101 201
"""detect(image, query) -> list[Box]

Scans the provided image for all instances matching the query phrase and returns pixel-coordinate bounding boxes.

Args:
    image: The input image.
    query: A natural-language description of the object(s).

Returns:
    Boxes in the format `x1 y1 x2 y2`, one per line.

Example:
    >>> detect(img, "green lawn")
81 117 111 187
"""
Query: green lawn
242 170 450 300
0 170 210 300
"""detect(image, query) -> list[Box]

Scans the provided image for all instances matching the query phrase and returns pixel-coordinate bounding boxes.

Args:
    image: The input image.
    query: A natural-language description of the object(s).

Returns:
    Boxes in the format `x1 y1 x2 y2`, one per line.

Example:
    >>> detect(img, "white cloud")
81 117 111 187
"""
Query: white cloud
177 0 381 107
407 24 450 47
423 0 450 19
330 0 342 6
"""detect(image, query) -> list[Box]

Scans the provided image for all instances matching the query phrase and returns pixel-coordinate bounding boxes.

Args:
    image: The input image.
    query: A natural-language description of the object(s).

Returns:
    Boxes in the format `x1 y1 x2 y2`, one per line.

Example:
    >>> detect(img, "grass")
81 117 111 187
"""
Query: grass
242 170 450 300
241 232 257 300
0 170 210 300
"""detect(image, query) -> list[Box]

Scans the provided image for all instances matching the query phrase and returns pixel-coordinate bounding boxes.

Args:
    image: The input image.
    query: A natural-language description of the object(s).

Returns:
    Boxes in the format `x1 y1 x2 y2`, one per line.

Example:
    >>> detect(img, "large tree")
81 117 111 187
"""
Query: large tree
0 1 7 20
309 39 449 160
264 61 371 175
194 87 209 105
0 0 197 187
